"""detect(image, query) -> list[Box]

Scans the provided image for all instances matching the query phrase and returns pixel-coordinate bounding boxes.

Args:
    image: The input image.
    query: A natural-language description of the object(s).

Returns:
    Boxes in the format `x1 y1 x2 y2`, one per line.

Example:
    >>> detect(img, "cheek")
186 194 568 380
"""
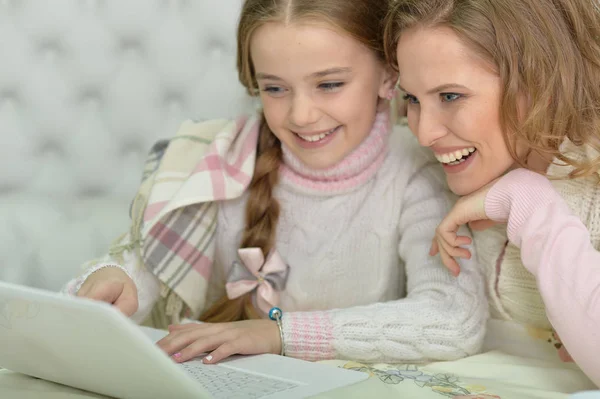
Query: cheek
347 78 380 109
346 99 378 140
471 109 511 161
261 98 288 125
452 104 500 147
406 108 418 135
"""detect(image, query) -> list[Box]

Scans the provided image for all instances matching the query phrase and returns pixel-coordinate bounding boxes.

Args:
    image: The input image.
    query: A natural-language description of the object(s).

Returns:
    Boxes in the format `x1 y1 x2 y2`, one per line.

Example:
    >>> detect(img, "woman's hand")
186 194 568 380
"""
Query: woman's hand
430 179 502 276
156 320 281 364
553 331 574 363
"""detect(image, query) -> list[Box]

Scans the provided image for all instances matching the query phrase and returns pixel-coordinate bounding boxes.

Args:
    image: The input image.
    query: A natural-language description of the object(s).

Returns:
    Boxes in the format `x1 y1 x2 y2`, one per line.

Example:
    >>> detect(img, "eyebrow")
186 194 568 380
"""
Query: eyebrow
255 67 353 81
311 67 353 78
398 83 470 95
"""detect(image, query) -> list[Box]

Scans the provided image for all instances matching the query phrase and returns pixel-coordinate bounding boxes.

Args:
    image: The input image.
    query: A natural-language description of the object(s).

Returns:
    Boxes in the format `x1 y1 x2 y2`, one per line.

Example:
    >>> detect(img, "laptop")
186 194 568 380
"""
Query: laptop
0 280 368 399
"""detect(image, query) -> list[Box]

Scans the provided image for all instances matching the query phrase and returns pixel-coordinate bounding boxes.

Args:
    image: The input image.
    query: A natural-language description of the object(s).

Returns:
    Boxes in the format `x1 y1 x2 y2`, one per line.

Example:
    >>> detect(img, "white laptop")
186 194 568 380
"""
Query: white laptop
0 280 367 399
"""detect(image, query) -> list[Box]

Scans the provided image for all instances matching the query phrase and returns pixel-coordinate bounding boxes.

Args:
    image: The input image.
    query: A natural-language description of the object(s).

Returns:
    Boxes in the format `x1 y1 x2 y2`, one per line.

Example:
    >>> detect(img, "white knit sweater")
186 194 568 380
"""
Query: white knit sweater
67 124 488 363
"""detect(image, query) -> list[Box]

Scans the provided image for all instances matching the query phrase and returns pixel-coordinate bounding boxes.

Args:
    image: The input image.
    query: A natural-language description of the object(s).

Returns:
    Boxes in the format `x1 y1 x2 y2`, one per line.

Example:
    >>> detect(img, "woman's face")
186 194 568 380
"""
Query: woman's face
396 26 516 195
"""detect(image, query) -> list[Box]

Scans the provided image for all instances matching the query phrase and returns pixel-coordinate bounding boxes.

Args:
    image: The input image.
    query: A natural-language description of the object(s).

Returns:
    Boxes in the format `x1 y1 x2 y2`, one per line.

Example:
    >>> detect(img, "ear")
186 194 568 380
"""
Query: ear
378 65 399 101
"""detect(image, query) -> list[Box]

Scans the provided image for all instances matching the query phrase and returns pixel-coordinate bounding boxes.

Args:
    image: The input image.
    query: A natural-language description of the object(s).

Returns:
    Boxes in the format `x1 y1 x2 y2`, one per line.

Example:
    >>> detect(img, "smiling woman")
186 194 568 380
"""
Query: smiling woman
394 27 514 196
385 0 600 388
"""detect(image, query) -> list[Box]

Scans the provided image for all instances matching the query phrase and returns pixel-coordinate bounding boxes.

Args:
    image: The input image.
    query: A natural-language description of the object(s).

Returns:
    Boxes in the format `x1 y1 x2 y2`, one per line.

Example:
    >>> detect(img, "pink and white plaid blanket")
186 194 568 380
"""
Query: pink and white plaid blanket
120 114 260 319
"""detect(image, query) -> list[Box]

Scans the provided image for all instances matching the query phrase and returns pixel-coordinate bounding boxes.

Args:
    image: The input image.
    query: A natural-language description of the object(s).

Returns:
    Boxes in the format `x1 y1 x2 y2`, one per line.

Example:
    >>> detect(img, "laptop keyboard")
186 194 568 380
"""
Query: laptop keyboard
179 361 299 399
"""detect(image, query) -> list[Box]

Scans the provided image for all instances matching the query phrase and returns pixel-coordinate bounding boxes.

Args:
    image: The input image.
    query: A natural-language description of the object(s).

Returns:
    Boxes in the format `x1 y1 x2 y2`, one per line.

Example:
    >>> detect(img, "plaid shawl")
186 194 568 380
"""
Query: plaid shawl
108 114 260 325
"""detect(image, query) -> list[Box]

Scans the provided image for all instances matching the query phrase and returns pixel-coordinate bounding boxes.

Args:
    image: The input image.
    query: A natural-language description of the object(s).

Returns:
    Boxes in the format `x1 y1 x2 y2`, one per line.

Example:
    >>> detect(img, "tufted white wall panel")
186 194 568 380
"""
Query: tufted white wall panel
0 0 254 290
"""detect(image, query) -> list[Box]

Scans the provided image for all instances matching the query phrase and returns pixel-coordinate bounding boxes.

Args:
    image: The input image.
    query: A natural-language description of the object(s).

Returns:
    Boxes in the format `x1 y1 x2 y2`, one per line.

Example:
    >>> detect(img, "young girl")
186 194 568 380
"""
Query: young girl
386 0 600 387
64 0 487 366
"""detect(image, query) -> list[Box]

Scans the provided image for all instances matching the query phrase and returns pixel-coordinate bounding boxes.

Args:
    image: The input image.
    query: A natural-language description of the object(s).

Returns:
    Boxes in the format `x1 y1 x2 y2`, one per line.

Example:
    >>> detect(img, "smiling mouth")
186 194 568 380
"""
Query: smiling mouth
435 148 477 166
294 126 340 142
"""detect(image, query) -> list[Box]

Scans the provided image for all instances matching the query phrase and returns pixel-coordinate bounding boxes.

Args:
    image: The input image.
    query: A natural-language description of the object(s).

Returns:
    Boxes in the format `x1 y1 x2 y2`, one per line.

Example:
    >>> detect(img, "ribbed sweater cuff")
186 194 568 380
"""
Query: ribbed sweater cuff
485 168 559 246
281 311 336 361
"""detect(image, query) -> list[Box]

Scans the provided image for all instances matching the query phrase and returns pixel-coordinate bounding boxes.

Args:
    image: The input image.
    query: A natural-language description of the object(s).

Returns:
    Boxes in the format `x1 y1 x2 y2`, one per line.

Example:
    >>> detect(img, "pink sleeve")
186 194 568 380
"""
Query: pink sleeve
485 168 600 387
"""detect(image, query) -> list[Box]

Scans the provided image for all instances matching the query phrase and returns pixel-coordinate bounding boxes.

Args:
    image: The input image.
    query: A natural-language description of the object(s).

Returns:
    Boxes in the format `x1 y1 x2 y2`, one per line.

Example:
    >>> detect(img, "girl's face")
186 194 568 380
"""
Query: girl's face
251 21 395 169
396 26 516 196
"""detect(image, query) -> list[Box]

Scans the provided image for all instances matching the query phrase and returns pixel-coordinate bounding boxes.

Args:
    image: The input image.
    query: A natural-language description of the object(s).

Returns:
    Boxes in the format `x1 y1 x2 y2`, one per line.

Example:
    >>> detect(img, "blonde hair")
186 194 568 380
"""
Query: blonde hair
200 0 389 323
384 0 600 179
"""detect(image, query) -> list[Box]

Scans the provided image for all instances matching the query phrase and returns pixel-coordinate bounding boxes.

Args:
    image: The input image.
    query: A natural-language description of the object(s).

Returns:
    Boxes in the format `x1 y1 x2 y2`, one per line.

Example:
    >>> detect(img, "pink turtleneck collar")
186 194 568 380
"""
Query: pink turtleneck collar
279 111 390 195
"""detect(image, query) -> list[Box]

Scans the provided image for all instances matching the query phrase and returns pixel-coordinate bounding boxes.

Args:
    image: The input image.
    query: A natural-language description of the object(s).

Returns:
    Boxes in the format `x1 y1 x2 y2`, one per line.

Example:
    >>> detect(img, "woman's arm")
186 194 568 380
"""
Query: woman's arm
485 168 600 387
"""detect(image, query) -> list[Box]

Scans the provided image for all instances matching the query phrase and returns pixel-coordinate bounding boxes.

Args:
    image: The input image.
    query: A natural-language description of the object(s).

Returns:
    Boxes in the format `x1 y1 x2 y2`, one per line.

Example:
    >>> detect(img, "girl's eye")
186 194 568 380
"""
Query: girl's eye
262 86 286 96
441 93 461 102
319 82 345 92
403 93 419 104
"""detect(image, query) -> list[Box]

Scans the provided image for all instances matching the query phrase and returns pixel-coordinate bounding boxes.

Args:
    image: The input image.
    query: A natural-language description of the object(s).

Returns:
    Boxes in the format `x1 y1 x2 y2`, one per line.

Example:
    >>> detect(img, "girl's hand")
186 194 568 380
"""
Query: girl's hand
156 320 281 364
77 267 138 317
430 179 502 276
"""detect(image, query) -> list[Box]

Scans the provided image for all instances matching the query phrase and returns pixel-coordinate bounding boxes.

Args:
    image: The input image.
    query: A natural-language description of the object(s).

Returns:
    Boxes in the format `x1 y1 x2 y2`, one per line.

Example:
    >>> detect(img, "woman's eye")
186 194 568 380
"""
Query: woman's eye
319 82 345 92
441 93 461 102
403 94 419 104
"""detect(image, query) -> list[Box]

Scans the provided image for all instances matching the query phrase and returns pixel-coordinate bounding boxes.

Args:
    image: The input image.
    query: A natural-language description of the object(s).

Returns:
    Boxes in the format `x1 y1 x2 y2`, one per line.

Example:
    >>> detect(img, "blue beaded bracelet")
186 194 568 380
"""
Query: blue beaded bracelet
269 307 285 356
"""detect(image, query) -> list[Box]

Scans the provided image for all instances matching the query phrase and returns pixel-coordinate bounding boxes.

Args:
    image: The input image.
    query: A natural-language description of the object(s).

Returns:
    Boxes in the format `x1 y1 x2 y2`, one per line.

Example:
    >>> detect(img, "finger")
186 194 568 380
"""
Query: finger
76 284 90 297
203 342 238 364
173 332 234 363
437 214 461 243
438 226 471 248
438 198 483 240
429 239 439 256
168 322 203 332
438 245 461 276
85 282 122 304
436 226 472 255
558 347 574 363
157 325 219 355
438 236 472 261
113 284 138 317
453 235 472 246
438 237 472 259
447 246 472 260
157 330 200 355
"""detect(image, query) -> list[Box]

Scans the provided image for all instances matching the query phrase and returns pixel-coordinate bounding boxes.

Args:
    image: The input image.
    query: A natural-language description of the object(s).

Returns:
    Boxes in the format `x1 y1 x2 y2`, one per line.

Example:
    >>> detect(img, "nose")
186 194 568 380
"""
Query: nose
289 92 320 127
413 107 447 147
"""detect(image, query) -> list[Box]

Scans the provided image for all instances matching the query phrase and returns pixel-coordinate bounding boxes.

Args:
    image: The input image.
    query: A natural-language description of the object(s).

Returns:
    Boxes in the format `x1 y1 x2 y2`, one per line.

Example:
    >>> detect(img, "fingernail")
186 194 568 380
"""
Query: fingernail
173 352 182 359
203 355 213 363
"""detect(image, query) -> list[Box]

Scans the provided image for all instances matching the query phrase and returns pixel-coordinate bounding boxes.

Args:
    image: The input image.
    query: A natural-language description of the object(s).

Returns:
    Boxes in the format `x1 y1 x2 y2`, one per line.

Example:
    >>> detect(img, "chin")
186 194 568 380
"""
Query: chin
447 179 483 197
302 159 337 170
297 153 346 170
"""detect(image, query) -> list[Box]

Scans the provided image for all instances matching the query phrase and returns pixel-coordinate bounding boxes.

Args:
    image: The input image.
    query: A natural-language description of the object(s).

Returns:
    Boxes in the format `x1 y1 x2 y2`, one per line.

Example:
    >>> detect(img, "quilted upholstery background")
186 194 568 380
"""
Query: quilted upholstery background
0 0 254 290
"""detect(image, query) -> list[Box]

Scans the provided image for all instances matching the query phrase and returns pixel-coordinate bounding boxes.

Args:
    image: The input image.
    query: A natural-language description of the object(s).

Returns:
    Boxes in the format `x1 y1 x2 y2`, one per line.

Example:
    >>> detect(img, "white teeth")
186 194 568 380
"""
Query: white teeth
297 127 337 142
435 147 476 164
